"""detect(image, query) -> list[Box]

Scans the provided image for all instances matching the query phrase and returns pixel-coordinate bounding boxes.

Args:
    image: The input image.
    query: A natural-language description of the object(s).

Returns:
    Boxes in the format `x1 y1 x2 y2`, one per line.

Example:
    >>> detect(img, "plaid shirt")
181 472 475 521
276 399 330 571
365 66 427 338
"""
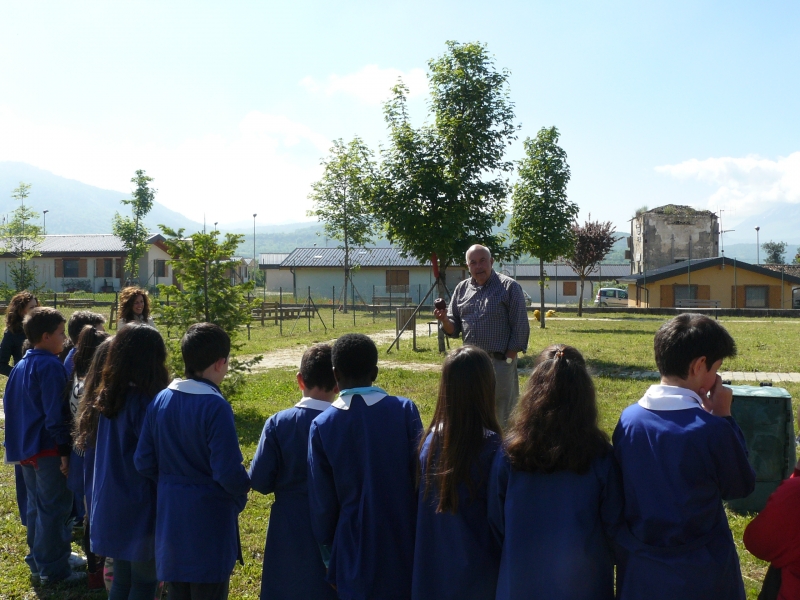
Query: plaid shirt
447 270 530 355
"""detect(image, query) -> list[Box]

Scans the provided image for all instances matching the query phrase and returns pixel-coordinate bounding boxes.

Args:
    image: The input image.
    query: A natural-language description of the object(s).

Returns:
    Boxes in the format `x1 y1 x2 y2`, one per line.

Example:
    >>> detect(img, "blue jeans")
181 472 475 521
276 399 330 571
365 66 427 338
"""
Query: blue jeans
109 558 158 600
21 455 73 580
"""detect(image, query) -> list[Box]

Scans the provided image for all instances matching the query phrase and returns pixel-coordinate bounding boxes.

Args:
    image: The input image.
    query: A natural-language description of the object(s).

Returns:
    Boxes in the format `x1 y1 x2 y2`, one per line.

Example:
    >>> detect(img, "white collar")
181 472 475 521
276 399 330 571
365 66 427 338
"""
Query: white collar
168 378 224 400
331 388 389 411
637 385 704 411
295 397 333 412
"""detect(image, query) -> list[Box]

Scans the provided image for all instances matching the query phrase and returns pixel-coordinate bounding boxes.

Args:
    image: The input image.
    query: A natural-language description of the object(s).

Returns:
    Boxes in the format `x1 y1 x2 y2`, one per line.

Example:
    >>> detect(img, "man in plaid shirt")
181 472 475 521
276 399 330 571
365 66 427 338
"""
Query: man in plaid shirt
434 244 530 426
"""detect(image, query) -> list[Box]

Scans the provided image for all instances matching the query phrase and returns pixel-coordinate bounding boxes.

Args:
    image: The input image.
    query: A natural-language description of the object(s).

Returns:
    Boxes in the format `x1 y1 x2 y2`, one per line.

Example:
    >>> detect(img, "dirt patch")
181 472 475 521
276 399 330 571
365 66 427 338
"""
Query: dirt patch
246 324 439 373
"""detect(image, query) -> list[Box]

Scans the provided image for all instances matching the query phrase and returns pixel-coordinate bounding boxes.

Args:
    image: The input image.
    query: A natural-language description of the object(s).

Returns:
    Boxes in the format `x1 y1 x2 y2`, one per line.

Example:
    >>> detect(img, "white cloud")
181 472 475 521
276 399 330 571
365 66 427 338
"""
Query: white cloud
655 152 800 217
300 64 428 105
0 106 327 225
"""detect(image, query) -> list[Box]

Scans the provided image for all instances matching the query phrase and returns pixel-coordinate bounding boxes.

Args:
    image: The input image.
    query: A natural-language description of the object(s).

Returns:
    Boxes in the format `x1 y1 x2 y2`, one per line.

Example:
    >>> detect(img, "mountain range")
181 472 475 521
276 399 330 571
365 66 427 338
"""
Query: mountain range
2 162 798 264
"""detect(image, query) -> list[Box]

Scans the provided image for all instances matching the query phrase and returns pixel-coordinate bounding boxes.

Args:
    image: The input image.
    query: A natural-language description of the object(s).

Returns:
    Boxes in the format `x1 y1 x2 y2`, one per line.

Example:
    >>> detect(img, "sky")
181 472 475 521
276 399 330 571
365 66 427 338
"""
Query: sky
1 1 799 242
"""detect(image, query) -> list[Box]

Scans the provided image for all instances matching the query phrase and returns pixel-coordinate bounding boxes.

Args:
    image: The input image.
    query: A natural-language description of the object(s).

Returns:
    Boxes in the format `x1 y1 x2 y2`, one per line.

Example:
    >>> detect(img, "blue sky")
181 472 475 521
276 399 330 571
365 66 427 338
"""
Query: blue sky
1 1 798 241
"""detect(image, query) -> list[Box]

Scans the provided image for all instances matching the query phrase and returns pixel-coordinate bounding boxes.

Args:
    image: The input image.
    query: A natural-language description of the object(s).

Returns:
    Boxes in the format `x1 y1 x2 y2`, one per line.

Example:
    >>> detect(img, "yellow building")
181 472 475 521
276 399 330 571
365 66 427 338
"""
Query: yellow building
618 257 800 309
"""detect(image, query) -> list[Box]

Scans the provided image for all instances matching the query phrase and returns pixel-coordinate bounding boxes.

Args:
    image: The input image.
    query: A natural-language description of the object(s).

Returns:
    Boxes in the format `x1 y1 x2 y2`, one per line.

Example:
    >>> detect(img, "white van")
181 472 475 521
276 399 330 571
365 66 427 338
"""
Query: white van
594 288 629 307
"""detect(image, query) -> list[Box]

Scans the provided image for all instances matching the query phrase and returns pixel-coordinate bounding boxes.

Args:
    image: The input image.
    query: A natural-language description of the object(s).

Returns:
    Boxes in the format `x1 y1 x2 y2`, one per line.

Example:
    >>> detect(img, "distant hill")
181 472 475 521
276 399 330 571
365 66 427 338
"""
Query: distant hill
0 162 202 234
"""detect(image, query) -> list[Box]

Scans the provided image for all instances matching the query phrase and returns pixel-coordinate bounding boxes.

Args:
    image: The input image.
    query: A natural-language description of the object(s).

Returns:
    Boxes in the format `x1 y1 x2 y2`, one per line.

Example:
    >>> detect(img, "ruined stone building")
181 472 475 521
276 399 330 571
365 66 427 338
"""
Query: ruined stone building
627 205 719 274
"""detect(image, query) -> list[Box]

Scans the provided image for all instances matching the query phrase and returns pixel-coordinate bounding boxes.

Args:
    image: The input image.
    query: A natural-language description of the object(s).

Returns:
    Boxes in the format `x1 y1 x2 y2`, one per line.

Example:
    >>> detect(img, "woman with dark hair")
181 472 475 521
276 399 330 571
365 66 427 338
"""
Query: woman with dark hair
117 287 155 329
0 291 38 376
88 325 169 600
412 345 502 599
487 344 623 600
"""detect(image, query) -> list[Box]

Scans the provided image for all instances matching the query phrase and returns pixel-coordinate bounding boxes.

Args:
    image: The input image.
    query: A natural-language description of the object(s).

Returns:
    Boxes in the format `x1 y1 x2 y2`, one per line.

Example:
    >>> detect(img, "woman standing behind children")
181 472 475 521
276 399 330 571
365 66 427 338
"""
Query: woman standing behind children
488 344 623 600
117 287 155 329
88 325 169 600
412 346 502 600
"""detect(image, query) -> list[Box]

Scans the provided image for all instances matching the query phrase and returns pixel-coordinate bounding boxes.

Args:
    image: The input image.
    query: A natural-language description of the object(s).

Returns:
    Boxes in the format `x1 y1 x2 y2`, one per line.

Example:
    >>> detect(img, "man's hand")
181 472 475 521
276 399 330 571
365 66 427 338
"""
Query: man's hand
701 375 733 417
60 456 69 478
433 309 455 335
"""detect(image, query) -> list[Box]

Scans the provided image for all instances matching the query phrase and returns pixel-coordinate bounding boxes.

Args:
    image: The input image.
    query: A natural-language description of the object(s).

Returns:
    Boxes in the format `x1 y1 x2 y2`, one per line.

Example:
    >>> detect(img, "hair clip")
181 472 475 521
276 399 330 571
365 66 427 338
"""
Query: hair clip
555 350 565 359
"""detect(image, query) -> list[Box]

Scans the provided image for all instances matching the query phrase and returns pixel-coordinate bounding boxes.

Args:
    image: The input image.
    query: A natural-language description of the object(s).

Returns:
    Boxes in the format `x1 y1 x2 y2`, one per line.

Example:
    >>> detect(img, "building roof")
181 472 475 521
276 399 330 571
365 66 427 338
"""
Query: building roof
762 264 800 278
638 204 716 218
503 263 630 280
259 253 290 268
0 233 168 258
280 247 431 268
618 257 800 285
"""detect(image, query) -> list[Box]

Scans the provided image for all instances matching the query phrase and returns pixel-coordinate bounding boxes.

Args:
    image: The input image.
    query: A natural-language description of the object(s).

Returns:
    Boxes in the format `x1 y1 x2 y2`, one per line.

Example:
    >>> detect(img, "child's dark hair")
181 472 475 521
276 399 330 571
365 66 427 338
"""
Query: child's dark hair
74 338 112 451
96 324 169 419
73 326 111 379
68 311 106 343
181 323 230 377
505 345 609 475
331 334 378 380
118 287 151 322
421 345 500 514
23 307 65 345
300 344 336 391
6 291 37 334
654 313 737 379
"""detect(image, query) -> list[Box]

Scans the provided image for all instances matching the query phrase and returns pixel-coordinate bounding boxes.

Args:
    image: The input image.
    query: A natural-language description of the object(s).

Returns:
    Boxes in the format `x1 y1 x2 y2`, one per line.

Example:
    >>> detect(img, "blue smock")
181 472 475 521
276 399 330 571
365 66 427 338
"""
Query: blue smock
412 430 501 600
249 397 337 599
135 378 250 583
308 388 423 600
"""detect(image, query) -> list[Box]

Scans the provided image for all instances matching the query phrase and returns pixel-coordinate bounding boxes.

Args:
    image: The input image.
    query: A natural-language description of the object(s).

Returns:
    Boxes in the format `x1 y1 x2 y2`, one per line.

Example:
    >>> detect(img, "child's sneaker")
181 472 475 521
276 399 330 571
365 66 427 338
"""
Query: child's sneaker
68 552 87 569
40 571 87 586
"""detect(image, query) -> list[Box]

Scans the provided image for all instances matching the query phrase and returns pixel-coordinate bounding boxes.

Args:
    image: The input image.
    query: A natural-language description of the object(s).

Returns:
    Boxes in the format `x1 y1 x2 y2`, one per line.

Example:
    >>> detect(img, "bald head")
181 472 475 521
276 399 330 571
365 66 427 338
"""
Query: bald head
466 245 494 286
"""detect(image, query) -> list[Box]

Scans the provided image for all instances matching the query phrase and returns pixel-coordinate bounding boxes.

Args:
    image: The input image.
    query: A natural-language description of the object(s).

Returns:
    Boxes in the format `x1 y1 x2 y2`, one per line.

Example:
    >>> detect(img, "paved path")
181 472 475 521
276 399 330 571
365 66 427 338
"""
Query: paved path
595 370 800 382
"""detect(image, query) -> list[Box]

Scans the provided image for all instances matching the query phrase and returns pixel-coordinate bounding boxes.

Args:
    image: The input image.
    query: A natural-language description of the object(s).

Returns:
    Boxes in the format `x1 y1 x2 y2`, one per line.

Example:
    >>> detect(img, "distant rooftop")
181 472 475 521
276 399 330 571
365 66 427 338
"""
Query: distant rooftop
281 247 430 268
0 233 166 256
638 204 716 217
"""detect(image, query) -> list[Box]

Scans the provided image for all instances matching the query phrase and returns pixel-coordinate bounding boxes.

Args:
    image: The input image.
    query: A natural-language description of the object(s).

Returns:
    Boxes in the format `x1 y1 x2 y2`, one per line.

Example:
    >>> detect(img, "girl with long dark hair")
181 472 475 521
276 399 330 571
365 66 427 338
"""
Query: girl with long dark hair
412 345 503 599
88 325 168 600
488 344 623 600
117 287 155 329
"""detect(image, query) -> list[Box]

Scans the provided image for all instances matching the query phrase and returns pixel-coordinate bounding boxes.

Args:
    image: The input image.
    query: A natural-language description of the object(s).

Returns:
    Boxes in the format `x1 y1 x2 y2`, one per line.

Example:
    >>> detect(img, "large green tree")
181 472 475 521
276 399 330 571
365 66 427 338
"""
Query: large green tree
509 127 578 328
113 170 156 283
761 240 787 264
564 219 616 317
372 41 517 349
157 227 260 398
307 137 377 312
1 183 45 293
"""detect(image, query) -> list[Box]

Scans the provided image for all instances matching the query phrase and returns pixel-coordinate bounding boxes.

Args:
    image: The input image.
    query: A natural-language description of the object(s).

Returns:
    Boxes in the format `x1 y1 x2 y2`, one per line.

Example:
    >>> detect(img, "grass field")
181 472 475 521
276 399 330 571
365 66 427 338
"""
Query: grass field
1 312 798 598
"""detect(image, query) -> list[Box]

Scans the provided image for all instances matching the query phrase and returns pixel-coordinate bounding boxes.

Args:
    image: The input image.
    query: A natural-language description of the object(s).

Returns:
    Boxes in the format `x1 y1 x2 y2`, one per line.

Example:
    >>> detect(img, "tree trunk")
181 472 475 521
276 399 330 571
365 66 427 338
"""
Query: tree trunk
577 275 585 317
539 257 546 329
342 239 349 313
436 267 448 353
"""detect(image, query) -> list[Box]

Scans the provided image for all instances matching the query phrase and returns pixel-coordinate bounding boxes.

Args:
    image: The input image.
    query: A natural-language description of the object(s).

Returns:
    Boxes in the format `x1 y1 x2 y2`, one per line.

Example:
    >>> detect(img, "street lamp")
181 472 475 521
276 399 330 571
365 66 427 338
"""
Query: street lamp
253 213 258 283
43 210 49 235
214 222 218 233
755 226 760 264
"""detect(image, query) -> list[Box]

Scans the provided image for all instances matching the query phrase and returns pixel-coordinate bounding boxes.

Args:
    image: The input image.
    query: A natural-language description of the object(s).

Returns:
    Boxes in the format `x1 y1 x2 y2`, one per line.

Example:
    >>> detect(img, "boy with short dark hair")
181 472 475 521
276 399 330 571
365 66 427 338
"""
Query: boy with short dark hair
3 307 86 585
134 323 250 600
613 313 756 600
249 343 338 599
63 311 105 376
308 333 423 599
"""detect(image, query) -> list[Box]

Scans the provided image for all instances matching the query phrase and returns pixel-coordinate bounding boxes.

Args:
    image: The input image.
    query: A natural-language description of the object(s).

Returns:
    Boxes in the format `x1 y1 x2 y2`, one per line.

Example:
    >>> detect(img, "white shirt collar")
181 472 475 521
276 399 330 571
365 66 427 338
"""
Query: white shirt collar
331 387 389 411
637 384 704 411
295 397 333 412
168 378 224 399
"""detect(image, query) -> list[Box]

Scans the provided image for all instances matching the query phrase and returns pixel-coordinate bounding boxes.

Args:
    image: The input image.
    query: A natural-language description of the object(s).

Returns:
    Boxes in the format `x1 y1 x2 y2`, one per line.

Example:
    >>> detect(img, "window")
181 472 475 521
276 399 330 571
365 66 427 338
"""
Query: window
745 286 768 308
63 259 79 278
673 285 697 301
563 281 577 296
155 260 167 278
386 270 409 286
102 259 113 277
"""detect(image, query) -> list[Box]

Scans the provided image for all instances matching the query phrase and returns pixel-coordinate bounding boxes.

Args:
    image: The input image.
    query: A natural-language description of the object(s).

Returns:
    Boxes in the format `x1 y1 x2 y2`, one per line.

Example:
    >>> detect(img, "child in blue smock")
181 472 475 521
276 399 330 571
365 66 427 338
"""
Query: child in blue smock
89 324 169 600
3 307 87 586
135 323 250 600
613 313 756 600
249 343 338 600
488 344 623 600
412 345 502 600
308 333 423 600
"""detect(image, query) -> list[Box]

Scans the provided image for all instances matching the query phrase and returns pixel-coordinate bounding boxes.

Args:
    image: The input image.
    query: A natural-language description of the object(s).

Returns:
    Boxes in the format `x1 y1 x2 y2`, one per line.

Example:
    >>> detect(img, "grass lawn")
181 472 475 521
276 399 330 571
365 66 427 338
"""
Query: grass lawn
2 312 799 598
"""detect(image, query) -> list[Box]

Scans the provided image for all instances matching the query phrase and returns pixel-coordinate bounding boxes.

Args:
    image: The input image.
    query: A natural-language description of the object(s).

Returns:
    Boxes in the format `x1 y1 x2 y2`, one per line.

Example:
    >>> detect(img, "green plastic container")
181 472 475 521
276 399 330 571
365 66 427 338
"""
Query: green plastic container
726 385 795 513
